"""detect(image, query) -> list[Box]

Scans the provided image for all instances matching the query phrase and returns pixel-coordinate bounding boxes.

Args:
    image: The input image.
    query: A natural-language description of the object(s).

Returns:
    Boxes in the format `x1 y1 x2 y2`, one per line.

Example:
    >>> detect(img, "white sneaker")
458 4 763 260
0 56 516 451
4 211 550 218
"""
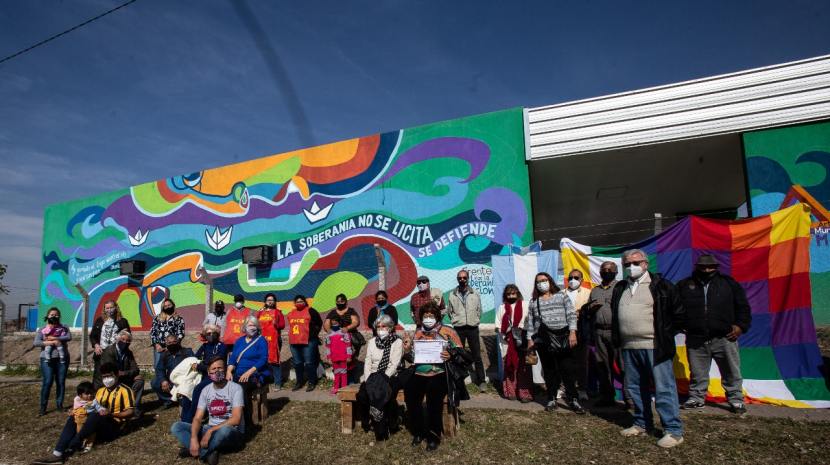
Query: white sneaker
657 433 684 448
620 425 646 437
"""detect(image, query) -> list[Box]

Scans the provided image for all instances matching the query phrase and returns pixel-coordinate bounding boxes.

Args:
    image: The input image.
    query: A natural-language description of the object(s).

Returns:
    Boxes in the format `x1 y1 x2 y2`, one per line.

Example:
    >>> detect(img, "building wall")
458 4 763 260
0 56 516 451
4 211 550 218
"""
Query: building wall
38 108 532 329
744 120 830 324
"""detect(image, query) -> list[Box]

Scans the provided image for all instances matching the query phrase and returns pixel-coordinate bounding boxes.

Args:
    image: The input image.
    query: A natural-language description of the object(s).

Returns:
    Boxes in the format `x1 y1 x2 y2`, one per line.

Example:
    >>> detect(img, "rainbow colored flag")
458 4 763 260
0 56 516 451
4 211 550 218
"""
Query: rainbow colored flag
561 204 830 408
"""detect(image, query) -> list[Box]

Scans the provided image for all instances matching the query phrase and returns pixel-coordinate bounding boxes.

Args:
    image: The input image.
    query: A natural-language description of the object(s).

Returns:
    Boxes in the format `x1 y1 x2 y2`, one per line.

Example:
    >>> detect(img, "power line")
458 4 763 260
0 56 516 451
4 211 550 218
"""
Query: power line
0 0 139 66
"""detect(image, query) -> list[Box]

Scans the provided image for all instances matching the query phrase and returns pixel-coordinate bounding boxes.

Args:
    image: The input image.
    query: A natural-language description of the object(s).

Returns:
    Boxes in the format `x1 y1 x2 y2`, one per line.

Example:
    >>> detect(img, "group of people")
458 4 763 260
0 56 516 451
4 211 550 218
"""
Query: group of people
31 249 751 463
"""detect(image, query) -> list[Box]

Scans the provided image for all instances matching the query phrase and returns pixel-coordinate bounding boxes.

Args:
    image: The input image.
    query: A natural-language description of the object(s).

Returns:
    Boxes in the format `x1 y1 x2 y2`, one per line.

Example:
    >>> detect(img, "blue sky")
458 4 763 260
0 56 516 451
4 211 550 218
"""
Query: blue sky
1 0 829 317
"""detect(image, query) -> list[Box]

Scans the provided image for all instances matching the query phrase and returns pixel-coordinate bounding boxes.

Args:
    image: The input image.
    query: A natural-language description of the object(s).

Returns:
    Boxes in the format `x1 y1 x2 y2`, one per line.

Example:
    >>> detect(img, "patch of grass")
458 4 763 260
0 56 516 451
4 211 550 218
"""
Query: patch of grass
3 383 829 465
817 326 830 357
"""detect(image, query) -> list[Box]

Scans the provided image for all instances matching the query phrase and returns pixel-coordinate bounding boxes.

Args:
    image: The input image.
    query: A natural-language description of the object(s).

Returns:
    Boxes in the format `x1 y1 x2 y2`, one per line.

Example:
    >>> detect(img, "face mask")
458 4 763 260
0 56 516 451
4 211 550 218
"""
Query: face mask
47 316 59 324
377 329 390 339
117 341 130 351
600 271 616 282
457 278 468 287
207 333 220 343
235 302 244 309
421 317 436 329
215 306 225 315
295 302 307 310
376 300 387 308
536 281 550 293
331 324 341 332
336 302 347 310
105 308 116 317
568 279 581 290
625 265 644 280
102 376 116 388
265 301 276 309
417 283 428 292
209 371 226 383
506 297 517 304
246 326 258 337
162 307 174 315
167 343 180 353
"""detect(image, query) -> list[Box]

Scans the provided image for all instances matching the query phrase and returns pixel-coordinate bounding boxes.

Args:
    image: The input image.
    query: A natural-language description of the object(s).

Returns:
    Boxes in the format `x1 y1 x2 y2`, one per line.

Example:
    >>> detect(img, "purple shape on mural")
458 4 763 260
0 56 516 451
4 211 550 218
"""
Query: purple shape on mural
474 188 527 244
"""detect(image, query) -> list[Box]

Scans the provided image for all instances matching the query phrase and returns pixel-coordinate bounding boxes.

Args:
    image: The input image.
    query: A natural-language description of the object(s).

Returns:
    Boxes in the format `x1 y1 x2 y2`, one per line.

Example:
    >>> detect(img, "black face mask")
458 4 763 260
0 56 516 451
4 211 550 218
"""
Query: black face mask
600 271 616 282
166 344 180 353
695 269 717 282
506 297 517 304
47 316 60 324
117 341 130 351
376 300 387 308
336 302 347 310
214 305 225 315
162 307 174 315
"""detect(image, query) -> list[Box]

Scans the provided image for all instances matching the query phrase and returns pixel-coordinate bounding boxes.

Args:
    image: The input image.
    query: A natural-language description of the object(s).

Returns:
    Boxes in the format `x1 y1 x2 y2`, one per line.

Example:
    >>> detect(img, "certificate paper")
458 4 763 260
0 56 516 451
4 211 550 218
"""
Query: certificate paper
414 340 446 364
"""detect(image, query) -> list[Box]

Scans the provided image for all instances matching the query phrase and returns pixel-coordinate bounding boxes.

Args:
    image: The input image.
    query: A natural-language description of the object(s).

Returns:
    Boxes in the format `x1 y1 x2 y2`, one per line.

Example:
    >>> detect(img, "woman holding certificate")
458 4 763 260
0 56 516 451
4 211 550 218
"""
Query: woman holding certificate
404 301 462 452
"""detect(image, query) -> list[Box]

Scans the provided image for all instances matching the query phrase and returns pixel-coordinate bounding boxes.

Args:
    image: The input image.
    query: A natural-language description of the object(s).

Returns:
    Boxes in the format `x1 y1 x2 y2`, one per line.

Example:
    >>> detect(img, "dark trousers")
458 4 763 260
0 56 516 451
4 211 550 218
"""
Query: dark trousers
180 377 211 423
455 325 485 384
55 412 119 454
404 374 449 443
538 347 579 402
594 328 619 402
356 378 400 440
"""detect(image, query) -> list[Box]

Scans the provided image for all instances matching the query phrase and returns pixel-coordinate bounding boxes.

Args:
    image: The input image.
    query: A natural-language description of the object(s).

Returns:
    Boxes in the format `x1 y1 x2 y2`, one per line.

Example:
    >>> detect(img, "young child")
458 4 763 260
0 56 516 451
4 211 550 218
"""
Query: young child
42 325 68 362
73 382 108 453
325 323 353 394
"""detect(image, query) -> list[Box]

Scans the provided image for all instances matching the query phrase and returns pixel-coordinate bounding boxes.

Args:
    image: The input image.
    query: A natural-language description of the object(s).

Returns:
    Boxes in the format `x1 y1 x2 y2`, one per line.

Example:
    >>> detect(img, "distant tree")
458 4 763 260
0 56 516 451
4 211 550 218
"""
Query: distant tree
0 263 8 295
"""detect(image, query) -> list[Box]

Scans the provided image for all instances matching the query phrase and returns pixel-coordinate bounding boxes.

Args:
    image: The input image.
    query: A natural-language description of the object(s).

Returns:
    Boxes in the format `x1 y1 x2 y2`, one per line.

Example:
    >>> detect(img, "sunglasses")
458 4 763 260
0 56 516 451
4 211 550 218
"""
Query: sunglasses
568 275 581 280
417 279 429 284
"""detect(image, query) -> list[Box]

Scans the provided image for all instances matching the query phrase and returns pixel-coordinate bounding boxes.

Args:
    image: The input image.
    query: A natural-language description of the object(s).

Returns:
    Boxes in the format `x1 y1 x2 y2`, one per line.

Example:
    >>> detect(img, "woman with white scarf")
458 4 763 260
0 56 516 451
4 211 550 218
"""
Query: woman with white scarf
357 314 404 441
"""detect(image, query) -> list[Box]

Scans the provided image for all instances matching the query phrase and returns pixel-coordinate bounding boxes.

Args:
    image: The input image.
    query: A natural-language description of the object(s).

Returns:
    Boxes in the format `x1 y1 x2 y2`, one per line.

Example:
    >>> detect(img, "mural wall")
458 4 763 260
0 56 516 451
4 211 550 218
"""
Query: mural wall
744 119 830 324
39 108 533 329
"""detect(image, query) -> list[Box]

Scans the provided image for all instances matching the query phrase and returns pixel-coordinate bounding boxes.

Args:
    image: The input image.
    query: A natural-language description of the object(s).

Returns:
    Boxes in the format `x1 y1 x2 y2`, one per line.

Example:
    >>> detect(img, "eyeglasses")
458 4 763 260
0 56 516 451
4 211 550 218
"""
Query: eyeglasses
417 279 429 284
567 276 581 280
623 260 645 266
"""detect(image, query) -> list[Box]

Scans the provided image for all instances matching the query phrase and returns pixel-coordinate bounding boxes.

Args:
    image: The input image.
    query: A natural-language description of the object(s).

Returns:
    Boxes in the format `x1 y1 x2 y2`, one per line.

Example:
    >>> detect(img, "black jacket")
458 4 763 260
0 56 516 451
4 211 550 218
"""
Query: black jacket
676 272 751 344
611 272 684 365
100 343 140 384
89 317 131 347
445 346 472 407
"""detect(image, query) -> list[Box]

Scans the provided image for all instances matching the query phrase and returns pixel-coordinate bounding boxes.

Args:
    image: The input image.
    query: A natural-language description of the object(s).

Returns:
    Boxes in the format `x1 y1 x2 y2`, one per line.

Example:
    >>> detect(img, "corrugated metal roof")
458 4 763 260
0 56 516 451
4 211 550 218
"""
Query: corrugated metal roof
525 54 830 159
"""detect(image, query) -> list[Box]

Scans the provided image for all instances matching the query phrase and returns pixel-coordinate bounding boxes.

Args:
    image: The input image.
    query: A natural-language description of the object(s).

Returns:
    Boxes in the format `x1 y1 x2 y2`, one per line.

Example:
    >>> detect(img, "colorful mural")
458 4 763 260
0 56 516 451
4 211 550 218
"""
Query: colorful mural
39 109 533 329
744 120 830 324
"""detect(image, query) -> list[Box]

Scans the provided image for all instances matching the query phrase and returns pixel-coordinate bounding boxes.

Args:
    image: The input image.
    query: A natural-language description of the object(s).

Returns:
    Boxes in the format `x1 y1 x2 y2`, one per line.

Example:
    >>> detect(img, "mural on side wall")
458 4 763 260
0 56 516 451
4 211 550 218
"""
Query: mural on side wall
744 120 830 324
39 108 533 329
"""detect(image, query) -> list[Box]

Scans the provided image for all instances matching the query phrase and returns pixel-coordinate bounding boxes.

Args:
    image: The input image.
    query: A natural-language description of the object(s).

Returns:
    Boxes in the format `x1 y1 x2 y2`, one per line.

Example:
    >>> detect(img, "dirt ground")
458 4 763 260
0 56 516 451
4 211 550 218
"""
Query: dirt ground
2 381 829 465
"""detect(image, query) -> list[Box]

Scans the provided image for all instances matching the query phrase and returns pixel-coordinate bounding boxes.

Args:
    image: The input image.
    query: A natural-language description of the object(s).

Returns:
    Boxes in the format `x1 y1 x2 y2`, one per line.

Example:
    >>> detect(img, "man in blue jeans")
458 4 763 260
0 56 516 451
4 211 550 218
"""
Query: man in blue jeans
171 356 244 465
610 249 685 448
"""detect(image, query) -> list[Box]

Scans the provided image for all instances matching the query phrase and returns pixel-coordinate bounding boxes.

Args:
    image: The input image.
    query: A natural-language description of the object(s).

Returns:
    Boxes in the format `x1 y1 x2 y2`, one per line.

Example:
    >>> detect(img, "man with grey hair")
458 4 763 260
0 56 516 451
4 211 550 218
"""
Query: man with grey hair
100 328 144 415
611 249 685 448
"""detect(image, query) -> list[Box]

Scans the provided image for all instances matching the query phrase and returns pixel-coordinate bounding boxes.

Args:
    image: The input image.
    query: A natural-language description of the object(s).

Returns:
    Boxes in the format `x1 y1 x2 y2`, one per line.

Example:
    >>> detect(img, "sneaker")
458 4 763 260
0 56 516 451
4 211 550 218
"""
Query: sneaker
620 425 647 437
477 383 487 393
178 447 190 458
30 453 65 464
681 399 705 410
544 400 558 412
411 435 424 447
657 433 684 448
305 383 316 392
729 402 747 415
80 446 92 454
205 450 220 465
569 399 586 415
291 382 305 392
426 441 439 452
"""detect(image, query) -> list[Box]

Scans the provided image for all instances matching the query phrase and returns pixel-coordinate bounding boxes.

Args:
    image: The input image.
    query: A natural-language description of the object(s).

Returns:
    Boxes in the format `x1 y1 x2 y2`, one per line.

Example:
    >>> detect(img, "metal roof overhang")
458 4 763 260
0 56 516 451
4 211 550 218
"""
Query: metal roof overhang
525 54 830 160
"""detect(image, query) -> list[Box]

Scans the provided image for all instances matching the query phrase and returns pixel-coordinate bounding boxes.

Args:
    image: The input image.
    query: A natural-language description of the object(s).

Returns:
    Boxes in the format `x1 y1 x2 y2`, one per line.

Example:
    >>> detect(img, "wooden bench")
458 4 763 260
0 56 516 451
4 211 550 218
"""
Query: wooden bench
336 383 458 437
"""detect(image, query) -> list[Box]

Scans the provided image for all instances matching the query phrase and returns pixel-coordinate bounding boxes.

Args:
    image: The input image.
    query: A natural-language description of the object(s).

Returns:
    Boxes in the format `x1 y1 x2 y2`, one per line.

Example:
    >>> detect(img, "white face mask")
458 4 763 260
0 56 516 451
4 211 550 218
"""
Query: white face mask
246 326 258 336
536 281 550 293
568 279 581 290
102 376 116 388
625 265 644 280
235 302 244 309
376 329 390 339
421 317 436 329
417 283 428 292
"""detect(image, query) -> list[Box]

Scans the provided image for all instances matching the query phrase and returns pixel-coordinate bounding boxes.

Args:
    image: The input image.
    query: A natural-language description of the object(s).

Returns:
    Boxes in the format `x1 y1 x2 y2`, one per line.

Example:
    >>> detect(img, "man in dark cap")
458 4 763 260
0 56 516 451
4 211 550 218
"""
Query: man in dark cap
677 254 751 414
409 275 445 327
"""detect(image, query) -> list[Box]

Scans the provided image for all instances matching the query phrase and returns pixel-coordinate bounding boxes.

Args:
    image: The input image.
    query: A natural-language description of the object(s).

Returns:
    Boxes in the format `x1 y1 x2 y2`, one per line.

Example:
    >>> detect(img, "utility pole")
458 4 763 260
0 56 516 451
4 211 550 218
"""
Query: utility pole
74 284 90 368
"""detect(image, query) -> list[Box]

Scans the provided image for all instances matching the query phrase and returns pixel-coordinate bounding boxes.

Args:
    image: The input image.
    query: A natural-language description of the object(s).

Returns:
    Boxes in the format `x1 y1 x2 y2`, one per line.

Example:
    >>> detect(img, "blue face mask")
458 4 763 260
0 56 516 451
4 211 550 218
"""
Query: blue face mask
331 324 341 332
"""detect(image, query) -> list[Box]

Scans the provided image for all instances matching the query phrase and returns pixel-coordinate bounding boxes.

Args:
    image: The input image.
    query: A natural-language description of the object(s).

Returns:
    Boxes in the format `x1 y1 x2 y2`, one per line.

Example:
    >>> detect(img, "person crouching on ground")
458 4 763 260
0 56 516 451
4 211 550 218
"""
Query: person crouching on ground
171 356 244 465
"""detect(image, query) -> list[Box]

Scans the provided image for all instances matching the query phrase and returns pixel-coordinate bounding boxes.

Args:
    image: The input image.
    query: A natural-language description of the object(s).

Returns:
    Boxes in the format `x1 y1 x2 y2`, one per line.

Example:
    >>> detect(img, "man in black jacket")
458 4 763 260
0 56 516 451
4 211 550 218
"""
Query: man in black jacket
677 254 751 414
100 329 144 415
611 249 684 449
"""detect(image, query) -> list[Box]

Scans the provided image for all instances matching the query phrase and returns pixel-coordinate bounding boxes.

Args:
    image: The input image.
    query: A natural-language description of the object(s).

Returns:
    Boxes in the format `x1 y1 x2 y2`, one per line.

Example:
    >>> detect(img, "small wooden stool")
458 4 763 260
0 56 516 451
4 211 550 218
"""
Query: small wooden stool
336 383 457 437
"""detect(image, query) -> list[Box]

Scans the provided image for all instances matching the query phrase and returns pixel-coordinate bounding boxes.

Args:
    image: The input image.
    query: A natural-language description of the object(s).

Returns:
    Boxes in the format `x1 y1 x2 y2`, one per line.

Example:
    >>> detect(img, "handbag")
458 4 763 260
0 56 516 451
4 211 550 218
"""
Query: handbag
538 324 570 353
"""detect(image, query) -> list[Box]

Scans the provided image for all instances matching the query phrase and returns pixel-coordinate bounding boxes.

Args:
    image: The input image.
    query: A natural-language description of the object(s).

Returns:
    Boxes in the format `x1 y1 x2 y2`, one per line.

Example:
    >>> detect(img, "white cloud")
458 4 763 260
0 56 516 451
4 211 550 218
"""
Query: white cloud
0 209 43 242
